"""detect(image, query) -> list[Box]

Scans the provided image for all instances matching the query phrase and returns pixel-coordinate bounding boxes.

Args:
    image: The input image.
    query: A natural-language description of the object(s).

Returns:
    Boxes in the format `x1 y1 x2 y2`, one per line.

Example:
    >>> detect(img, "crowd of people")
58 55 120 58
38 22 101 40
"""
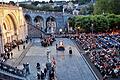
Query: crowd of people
0 38 28 62
89 48 120 79
36 60 55 80
77 33 97 50
41 36 55 47
76 33 120 79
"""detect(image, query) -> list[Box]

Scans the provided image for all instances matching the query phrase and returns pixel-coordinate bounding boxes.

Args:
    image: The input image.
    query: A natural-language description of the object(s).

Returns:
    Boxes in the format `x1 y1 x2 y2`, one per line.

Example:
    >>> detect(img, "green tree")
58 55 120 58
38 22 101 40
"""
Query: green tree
68 17 76 29
69 15 110 33
40 4 54 11
93 15 109 32
94 0 120 15
106 14 120 30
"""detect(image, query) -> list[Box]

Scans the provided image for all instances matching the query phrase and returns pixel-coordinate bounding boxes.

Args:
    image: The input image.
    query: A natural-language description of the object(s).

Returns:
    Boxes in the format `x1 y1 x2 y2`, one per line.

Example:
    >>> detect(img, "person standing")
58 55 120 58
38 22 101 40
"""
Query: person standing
30 38 32 42
37 71 41 80
7 52 10 59
26 63 30 74
56 43 58 49
44 67 47 76
10 52 13 59
18 45 20 51
23 44 25 49
26 39 28 44
69 47 72 54
52 56 56 67
36 63 41 72
41 71 44 80
46 48 51 62
46 62 51 70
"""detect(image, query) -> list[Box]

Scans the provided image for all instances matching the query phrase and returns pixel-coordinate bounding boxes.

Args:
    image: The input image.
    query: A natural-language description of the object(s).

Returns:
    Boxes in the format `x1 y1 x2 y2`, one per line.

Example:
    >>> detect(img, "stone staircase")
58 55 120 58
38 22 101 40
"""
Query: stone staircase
0 44 33 80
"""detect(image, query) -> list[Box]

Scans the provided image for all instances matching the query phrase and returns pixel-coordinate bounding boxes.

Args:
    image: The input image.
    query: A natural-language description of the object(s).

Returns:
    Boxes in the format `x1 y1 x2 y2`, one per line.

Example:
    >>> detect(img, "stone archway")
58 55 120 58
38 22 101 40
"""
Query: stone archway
34 16 44 30
46 16 56 34
24 14 32 24
2 14 17 44
24 14 32 37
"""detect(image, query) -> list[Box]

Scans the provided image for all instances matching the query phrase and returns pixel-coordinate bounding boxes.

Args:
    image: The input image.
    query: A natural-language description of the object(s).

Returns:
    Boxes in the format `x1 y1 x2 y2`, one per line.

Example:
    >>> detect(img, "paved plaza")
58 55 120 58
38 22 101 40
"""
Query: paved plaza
13 38 97 80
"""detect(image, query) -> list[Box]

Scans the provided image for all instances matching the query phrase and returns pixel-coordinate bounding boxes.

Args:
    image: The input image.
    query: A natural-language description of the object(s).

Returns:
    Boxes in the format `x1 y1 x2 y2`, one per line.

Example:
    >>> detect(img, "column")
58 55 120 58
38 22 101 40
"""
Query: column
0 34 4 54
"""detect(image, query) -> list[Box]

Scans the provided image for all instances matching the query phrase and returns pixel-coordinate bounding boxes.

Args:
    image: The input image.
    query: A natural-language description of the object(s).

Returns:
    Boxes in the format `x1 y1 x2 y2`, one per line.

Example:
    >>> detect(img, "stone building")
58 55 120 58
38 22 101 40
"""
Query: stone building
0 4 28 54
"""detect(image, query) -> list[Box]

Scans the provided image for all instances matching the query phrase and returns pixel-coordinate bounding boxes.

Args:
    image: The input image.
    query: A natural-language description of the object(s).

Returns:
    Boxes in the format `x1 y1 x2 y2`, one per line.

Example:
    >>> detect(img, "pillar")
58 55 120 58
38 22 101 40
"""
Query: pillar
0 32 4 54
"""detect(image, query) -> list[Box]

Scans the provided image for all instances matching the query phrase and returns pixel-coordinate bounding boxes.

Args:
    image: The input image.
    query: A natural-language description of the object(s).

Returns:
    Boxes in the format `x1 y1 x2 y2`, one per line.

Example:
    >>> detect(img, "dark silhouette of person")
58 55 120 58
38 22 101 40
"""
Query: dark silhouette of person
41 71 44 80
10 52 13 58
56 43 58 49
18 45 20 51
44 67 47 76
69 47 72 54
7 52 10 59
26 63 30 74
23 44 25 49
36 63 40 72
37 72 41 80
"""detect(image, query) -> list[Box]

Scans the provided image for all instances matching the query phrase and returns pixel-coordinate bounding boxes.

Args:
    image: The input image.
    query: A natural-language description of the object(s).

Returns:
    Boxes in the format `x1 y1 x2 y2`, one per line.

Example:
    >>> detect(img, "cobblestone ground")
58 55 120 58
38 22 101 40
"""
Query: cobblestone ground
17 38 97 80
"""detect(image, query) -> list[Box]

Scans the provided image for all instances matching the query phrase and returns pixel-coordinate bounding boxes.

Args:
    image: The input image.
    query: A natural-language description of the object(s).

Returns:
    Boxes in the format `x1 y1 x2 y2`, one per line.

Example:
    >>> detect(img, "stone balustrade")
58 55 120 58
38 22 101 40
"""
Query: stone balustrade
0 62 26 77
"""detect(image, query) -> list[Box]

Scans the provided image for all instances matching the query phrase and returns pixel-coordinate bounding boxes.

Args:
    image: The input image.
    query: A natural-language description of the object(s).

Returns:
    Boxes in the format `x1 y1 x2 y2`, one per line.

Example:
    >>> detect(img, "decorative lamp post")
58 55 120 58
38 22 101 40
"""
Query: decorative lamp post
75 22 80 34
59 28 62 34
91 23 93 34
77 26 80 35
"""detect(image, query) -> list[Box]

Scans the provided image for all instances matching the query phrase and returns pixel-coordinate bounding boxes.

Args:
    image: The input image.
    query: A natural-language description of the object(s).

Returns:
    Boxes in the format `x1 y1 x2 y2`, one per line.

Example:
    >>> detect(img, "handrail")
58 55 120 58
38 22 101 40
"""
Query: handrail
0 62 26 77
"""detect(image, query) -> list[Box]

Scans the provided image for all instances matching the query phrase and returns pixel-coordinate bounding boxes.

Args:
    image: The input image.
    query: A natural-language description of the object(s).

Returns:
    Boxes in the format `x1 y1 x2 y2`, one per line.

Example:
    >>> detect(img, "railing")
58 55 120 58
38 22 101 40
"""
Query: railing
23 9 64 15
0 62 26 77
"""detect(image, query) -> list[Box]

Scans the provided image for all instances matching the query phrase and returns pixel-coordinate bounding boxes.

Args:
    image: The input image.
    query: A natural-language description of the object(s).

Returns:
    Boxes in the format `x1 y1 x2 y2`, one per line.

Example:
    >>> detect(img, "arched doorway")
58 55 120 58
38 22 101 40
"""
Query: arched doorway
24 14 32 37
24 14 32 24
46 16 56 34
2 14 17 44
34 16 44 30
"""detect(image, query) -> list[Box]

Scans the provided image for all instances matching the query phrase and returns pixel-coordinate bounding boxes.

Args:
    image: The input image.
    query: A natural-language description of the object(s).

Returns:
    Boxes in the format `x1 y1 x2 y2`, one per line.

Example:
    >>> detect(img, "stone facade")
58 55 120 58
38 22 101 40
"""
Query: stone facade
0 4 28 54
24 10 72 37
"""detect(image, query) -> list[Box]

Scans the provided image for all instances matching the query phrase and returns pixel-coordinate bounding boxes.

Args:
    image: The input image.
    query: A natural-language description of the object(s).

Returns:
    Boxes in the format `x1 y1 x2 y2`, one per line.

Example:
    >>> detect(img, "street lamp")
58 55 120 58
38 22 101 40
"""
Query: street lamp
91 23 93 34
75 22 81 34
59 28 62 34
77 26 80 34
116 26 118 30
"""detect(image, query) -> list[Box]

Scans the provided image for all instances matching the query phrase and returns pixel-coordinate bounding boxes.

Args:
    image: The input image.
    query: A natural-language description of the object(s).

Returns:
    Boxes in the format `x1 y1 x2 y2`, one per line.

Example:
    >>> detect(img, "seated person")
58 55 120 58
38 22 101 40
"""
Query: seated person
69 47 72 54
57 41 65 51
59 41 64 47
